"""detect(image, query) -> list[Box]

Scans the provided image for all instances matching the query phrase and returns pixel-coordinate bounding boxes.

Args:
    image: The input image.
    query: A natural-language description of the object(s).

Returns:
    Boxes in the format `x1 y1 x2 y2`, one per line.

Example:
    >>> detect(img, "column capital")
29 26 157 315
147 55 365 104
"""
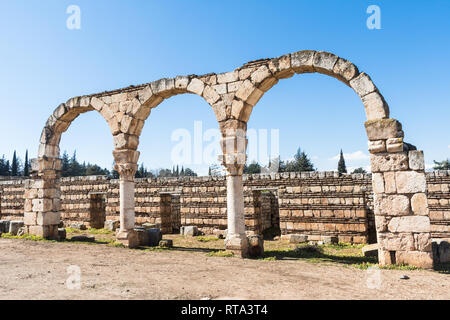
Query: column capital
114 162 138 180
218 153 246 176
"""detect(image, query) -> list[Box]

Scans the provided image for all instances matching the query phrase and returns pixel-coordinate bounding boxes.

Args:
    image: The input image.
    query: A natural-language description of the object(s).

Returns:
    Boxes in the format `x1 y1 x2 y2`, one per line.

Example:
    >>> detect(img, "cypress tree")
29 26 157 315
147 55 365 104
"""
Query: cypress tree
23 150 29 176
11 151 18 176
338 149 347 174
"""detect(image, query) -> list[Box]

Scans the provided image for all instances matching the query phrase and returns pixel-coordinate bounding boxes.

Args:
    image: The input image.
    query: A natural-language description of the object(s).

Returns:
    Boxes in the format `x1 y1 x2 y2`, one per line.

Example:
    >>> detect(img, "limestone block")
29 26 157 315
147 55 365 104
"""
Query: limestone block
375 194 410 216
37 212 60 226
231 100 244 119
395 251 433 269
258 77 278 92
213 83 227 95
408 150 425 170
383 172 397 194
332 58 359 82
202 86 220 104
291 50 315 73
227 81 242 93
349 73 376 97
372 173 385 193
247 235 264 258
250 65 271 85
414 233 432 251
90 97 104 111
235 80 264 106
388 216 430 233
187 78 205 95
374 215 389 232
411 193 428 215
113 133 139 150
379 233 415 251
38 144 60 158
120 115 133 133
32 199 53 212
362 92 389 120
238 67 255 80
212 101 227 122
368 140 386 153
104 220 120 231
24 212 37 226
312 51 338 75
267 54 292 78
362 243 378 257
137 86 153 104
386 138 404 152
100 105 115 120
175 76 189 90
395 171 426 193
70 223 87 230
365 119 403 140
159 239 173 248
321 235 338 244
217 71 238 84
151 78 175 98
182 225 198 237
286 234 308 244
370 153 409 172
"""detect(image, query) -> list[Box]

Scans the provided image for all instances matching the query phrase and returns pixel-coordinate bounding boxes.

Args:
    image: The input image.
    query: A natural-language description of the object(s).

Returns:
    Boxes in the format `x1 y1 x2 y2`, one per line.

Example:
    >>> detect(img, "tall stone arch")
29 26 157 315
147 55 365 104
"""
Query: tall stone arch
212 50 433 268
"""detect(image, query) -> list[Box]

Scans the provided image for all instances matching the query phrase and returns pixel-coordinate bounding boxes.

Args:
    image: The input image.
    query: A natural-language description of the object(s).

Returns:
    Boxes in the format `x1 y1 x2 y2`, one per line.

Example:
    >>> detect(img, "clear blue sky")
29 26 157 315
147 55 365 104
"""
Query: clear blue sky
0 0 449 175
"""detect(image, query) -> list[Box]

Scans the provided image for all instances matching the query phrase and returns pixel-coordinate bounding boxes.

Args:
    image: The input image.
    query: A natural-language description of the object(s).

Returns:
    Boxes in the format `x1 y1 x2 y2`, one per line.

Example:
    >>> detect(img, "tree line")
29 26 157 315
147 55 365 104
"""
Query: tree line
0 150 30 177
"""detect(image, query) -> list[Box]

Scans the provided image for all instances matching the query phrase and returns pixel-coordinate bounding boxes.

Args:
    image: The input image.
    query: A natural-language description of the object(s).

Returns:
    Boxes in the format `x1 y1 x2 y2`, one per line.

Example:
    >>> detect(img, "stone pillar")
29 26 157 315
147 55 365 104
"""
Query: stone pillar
219 120 249 257
24 157 62 239
367 119 434 269
113 149 140 248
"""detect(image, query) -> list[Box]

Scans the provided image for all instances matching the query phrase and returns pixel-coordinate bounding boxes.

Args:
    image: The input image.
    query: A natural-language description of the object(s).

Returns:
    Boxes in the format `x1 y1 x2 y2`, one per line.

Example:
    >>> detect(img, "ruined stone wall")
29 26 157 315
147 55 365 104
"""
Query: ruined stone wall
1 171 449 243
426 171 450 238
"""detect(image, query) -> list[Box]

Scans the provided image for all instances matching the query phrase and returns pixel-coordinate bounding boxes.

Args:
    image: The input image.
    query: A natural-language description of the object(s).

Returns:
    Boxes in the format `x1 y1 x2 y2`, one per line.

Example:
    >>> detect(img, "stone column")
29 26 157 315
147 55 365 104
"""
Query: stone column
219 120 249 257
367 119 434 269
24 157 62 239
113 149 140 248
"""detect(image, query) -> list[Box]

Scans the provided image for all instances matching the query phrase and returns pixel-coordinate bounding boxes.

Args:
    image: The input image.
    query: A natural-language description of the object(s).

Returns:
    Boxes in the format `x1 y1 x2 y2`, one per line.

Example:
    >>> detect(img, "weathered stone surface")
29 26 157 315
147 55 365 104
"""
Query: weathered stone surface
58 228 67 241
142 223 157 230
159 239 173 248
291 50 315 73
181 226 198 237
187 78 205 95
408 150 425 170
375 194 410 216
362 92 389 120
175 76 189 90
370 153 409 172
365 119 403 140
202 86 220 105
247 235 264 258
411 193 428 215
362 243 378 257
333 58 359 82
395 171 427 193
375 215 389 232
8 221 24 235
267 54 291 78
395 251 434 269
383 172 397 194
372 173 385 193
217 71 238 84
312 51 338 75
368 140 386 153
386 138 404 153
379 233 415 251
250 65 271 85
104 220 120 231
70 223 87 230
321 235 338 244
388 216 430 233
235 80 264 106
350 73 376 97
414 233 432 251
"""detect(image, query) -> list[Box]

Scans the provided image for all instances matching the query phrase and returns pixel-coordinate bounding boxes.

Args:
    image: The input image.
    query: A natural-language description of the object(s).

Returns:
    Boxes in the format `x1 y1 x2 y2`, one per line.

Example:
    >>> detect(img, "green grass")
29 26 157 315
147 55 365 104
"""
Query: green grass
0 233 53 242
106 241 125 248
353 262 421 271
207 250 234 258
65 227 113 235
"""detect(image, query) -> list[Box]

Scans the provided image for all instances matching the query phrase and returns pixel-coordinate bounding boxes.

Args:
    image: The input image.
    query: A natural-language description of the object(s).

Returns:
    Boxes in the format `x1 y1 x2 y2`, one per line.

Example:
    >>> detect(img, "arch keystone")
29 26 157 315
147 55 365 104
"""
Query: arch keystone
291 50 315 73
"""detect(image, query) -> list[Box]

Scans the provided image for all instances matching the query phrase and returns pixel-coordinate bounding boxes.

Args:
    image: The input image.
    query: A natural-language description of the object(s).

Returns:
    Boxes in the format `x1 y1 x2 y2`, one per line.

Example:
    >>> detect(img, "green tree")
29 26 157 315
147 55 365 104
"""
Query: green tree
338 149 347 174
23 150 29 177
352 167 367 174
69 151 84 176
85 164 109 176
0 155 10 176
290 148 315 172
11 151 19 176
244 161 261 174
433 159 450 170
61 151 70 177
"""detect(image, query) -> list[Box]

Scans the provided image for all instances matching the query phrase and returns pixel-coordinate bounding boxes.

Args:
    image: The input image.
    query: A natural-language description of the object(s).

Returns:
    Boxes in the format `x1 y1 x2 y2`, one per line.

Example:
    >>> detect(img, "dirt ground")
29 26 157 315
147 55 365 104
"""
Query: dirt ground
0 236 449 300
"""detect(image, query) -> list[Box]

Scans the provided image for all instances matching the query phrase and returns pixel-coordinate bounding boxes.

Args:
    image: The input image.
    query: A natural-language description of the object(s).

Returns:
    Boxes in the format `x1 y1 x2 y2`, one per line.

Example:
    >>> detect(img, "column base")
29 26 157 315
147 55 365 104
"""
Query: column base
116 229 139 249
27 225 59 240
225 234 249 258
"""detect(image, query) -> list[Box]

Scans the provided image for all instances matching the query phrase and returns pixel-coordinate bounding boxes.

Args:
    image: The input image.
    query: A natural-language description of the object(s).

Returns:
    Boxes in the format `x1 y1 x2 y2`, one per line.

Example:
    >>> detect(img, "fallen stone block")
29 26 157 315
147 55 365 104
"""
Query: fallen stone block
0 220 10 233
248 235 264 258
322 235 338 245
181 226 198 237
148 228 163 247
289 234 308 244
9 221 24 235
159 239 173 248
104 220 120 231
70 223 87 230
58 228 67 241
71 235 95 242
135 227 150 246
362 243 378 257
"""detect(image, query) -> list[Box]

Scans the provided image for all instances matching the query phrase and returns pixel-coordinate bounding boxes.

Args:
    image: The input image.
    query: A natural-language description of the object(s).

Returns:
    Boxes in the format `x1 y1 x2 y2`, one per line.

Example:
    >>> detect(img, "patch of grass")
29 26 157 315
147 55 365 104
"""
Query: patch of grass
207 250 234 258
196 236 220 242
65 227 82 234
0 233 53 242
142 246 170 252
353 262 421 271
87 228 113 235
262 256 276 261
106 241 125 248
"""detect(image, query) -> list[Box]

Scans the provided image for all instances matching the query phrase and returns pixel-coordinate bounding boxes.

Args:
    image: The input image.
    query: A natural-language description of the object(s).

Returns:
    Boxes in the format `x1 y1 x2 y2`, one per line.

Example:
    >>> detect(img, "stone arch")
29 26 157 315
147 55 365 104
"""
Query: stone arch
216 50 433 268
